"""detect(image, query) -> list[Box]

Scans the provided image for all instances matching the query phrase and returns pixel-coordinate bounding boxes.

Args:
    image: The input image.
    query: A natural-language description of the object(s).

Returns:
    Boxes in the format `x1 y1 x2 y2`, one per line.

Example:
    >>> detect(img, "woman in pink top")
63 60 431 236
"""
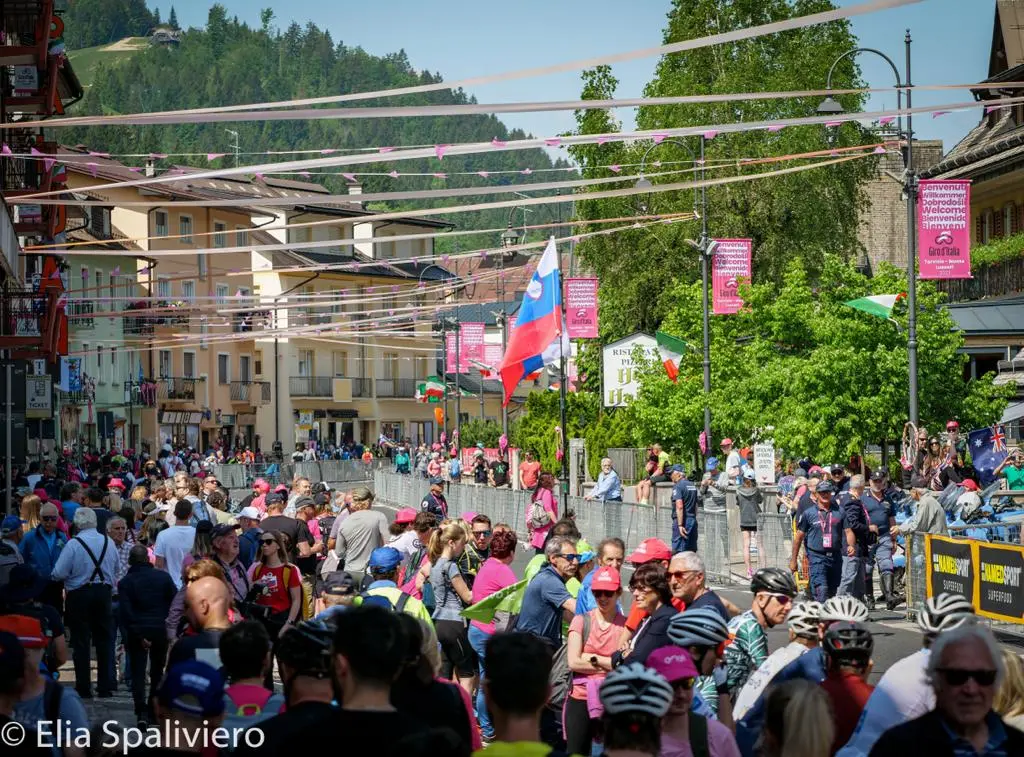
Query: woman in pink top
466 529 518 742
565 566 628 756
648 645 742 757
527 472 558 554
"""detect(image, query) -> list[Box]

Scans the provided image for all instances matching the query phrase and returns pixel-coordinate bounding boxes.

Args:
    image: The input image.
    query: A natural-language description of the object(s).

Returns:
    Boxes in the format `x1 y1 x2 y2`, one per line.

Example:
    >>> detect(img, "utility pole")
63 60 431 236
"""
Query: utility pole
225 129 240 168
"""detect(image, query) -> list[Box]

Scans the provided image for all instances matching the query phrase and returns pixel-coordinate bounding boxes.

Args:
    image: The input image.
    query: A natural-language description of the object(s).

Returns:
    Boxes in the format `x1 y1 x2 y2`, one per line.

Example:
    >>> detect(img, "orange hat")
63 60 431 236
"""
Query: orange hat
0 615 48 649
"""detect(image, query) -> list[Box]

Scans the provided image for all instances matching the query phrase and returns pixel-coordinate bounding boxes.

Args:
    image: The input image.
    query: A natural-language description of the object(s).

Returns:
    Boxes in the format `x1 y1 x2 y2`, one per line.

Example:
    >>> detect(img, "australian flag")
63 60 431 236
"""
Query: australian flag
968 424 1008 487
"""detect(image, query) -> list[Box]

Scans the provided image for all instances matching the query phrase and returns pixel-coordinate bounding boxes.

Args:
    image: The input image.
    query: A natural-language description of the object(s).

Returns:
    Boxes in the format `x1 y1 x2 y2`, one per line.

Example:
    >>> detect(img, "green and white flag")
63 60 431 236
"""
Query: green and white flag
843 294 905 319
656 330 687 383
415 376 445 403
460 579 528 622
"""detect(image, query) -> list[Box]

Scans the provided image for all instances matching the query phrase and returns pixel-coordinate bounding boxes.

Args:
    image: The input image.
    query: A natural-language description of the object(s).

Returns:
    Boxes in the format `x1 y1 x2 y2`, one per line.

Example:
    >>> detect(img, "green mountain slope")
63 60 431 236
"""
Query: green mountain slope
67 38 147 88
62 6 570 250
62 0 159 49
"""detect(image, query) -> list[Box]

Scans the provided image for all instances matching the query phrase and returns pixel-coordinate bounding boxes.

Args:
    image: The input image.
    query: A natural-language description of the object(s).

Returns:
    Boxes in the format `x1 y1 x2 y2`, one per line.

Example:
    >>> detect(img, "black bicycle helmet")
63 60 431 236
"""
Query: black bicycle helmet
823 621 874 662
750 567 798 598
275 619 335 678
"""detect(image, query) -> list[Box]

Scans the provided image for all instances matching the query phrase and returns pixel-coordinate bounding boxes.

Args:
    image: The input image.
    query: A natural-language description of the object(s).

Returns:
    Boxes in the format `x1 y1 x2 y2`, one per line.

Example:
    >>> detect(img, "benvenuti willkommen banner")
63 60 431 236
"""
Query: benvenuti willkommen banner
924 534 1024 624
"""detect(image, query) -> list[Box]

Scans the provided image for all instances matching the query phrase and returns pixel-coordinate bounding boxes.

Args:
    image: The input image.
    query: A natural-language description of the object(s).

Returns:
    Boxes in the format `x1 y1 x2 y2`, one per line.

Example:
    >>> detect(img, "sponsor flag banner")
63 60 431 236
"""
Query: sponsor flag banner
445 322 486 373
461 579 528 622
480 344 504 377
918 179 972 279
565 277 599 338
655 331 686 382
924 534 975 605
415 376 445 403
712 239 752 315
967 424 1008 487
976 542 1024 622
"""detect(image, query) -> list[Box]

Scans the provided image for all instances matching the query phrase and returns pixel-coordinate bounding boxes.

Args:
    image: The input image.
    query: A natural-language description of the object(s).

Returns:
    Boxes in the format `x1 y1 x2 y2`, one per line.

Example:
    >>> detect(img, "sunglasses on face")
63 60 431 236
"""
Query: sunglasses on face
260 539 276 546
765 593 792 605
672 677 696 691
557 553 580 562
670 570 699 581
938 668 998 687
593 590 617 599
473 530 492 537
41 516 58 522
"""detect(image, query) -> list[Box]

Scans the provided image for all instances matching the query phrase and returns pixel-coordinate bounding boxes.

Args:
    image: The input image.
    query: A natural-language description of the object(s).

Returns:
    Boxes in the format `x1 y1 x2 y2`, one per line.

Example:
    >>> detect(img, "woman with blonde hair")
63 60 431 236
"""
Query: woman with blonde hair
20 493 43 532
995 649 1024 731
427 521 477 694
759 679 833 757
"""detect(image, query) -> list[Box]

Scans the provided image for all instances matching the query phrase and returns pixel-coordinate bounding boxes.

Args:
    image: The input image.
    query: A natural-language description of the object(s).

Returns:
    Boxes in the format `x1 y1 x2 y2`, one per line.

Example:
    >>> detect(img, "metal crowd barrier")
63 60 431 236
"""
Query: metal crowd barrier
211 459 387 489
374 471 793 583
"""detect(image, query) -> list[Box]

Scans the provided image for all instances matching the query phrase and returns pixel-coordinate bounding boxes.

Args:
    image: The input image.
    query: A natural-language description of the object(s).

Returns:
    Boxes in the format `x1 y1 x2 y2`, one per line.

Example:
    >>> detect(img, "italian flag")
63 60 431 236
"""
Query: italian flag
656 331 687 383
843 294 905 319
416 377 445 403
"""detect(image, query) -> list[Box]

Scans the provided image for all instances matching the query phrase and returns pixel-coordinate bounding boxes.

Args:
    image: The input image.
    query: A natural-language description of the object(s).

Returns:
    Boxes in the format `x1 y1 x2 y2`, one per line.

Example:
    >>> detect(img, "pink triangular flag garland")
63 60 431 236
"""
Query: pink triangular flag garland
206 153 225 161
544 138 562 147
389 170 400 179
652 134 667 144
703 130 719 140
608 165 622 173
341 172 357 182
477 171 490 178
434 144 449 160
379 146 394 153
491 137 506 148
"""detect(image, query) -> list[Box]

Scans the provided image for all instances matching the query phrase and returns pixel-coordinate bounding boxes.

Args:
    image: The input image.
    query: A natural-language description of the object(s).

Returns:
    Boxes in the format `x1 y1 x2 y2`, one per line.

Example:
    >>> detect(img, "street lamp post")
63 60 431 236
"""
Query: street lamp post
499 210 526 439
420 263 458 445
818 32 917 425
636 136 714 452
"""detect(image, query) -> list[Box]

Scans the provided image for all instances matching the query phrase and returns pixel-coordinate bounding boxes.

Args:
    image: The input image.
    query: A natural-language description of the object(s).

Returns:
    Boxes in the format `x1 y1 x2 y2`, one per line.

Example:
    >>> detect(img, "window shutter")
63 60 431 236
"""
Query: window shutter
994 208 1004 238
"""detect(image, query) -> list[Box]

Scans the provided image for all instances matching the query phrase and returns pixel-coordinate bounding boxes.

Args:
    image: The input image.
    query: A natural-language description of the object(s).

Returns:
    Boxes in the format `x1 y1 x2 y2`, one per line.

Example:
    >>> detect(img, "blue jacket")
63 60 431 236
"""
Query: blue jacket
19 526 67 578
238 528 261 569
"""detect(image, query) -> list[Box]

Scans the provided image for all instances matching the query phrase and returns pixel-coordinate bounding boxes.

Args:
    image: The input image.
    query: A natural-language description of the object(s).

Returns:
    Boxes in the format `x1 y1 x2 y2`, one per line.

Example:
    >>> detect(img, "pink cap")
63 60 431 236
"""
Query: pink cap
720 438 733 446
32 488 50 502
108 478 125 490
394 508 417 524
590 566 621 592
274 484 288 494
462 511 478 523
253 478 270 493
627 538 672 564
647 645 698 682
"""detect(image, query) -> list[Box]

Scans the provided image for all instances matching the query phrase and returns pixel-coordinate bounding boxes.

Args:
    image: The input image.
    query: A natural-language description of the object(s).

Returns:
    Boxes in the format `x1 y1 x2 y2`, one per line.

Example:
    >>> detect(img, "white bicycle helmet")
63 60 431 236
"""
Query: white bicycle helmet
821 596 869 623
600 663 674 718
786 601 823 638
666 608 731 649
918 592 975 635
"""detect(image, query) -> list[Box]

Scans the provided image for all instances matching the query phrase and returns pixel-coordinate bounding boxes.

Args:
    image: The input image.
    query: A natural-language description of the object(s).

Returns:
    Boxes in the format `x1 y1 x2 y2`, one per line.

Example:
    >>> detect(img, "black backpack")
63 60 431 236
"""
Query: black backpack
547 613 591 712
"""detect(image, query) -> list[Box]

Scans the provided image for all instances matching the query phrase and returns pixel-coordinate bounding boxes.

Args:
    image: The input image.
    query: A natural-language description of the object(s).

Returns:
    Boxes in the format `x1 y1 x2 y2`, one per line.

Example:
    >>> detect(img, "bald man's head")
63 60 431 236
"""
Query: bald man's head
185 576 232 630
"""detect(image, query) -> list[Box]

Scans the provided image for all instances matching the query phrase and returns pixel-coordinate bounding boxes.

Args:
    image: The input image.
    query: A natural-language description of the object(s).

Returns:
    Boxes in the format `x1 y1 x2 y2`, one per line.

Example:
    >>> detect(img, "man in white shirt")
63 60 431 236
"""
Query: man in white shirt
153 500 196 589
721 438 744 483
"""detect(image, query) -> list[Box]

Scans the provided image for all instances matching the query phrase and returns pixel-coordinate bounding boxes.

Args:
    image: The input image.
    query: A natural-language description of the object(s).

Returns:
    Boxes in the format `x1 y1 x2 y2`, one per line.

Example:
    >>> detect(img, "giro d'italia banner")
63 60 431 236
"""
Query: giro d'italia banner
917 179 972 280
712 239 752 315
924 534 1024 624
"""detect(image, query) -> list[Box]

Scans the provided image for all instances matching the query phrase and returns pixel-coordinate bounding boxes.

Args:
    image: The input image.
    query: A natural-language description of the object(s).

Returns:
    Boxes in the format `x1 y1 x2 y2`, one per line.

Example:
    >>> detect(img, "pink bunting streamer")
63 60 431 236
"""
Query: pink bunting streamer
87 162 98 177
878 116 896 125
1 144 10 156
521 168 533 175
206 153 226 161
389 170 400 178
379 146 394 153
545 138 562 147
491 137 507 148
321 149 337 155
434 144 449 160
149 153 168 159
824 121 843 128
873 146 887 154
433 172 447 179
477 171 489 178
932 110 951 118
608 165 622 173
341 172 357 182
88 150 110 158
597 137 609 145
703 130 719 139
652 134 667 144
765 125 785 132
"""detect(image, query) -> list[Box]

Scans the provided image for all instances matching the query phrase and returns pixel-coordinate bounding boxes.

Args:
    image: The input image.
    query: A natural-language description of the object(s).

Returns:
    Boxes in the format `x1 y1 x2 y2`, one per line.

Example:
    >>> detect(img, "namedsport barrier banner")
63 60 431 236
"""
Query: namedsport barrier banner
924 534 1024 623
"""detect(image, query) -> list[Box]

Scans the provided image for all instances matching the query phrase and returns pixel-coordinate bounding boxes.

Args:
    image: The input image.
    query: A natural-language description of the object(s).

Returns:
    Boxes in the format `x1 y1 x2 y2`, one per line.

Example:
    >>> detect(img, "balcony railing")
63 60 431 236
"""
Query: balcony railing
375 378 418 398
67 300 95 328
351 378 373 398
156 377 204 402
289 376 332 397
124 380 158 408
123 316 154 336
230 381 271 405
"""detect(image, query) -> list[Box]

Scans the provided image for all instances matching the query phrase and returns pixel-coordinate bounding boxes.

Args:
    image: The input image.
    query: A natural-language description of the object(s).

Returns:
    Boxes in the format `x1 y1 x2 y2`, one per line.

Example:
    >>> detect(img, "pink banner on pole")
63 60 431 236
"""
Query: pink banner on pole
712 239 752 315
918 179 972 280
445 322 486 373
565 277 599 338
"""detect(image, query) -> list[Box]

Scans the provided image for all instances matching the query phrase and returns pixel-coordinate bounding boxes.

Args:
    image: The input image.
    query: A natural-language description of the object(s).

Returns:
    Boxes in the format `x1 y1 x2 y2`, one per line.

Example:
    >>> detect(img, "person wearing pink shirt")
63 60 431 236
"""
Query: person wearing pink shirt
466 529 519 742
527 472 558 554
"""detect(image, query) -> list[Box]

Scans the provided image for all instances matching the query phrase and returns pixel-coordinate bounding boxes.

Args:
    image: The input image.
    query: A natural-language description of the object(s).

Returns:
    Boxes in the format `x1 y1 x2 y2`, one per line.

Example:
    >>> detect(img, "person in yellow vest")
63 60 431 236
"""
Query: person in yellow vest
361 547 433 625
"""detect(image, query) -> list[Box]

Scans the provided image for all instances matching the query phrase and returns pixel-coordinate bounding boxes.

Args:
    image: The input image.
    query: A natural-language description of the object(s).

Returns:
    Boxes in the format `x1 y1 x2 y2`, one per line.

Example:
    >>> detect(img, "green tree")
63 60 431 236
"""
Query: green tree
458 418 503 449
567 0 875 345
627 256 1012 463
63 0 158 48
168 5 179 29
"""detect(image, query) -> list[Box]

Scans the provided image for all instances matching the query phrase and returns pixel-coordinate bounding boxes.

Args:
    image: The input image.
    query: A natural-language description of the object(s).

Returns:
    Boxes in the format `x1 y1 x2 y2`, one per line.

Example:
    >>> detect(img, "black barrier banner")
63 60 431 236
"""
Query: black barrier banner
976 542 1024 622
925 535 975 602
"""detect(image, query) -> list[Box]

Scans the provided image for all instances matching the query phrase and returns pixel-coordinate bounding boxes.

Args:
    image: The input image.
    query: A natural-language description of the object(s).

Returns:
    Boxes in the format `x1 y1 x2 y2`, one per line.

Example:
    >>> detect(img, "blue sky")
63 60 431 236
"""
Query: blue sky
164 0 992 155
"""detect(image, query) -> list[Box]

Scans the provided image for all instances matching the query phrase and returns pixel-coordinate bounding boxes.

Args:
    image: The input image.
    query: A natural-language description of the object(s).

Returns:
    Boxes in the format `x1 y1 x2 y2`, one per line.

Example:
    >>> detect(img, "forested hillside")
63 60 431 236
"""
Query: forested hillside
63 5 569 249
63 0 160 49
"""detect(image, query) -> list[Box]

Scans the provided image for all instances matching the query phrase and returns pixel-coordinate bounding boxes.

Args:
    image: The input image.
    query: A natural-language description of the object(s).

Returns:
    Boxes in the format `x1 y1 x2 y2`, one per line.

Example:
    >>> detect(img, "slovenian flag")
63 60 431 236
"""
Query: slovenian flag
416 377 445 403
843 294 905 319
656 331 686 382
498 237 569 406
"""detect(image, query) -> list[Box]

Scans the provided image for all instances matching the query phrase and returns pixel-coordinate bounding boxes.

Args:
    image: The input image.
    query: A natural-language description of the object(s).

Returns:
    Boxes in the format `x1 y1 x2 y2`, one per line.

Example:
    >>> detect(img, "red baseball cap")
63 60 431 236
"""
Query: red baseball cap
394 508 417 525
0 615 48 649
590 566 622 592
961 479 979 491
627 538 672 564
108 478 125 490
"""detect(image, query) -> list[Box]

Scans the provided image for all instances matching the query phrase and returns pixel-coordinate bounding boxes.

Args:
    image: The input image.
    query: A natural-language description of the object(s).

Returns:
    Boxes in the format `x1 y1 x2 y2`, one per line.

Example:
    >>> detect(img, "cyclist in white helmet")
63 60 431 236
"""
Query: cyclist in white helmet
733 602 822 719
835 592 975 756
599 662 674 757
821 595 870 624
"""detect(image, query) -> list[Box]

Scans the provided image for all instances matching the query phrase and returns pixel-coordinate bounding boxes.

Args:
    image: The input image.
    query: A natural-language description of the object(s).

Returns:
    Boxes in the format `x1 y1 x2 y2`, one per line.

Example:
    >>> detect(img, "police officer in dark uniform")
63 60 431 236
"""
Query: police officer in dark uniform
419 476 448 520
836 475 870 602
669 465 698 554
790 479 843 602
862 469 899 610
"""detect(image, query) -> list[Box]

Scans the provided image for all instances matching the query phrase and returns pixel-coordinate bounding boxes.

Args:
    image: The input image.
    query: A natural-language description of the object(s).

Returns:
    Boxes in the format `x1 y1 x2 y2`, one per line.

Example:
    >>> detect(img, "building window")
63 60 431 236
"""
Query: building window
217 353 230 384
382 352 399 379
239 355 252 383
213 221 227 248
155 210 169 237
298 350 315 377
255 350 263 376
159 350 171 378
179 215 193 243
181 280 195 301
333 351 347 377
216 284 229 304
183 351 196 378
235 227 247 247
80 266 88 292
96 346 104 382
983 209 994 243
110 347 119 384
156 277 171 299
197 254 207 279
415 356 428 379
